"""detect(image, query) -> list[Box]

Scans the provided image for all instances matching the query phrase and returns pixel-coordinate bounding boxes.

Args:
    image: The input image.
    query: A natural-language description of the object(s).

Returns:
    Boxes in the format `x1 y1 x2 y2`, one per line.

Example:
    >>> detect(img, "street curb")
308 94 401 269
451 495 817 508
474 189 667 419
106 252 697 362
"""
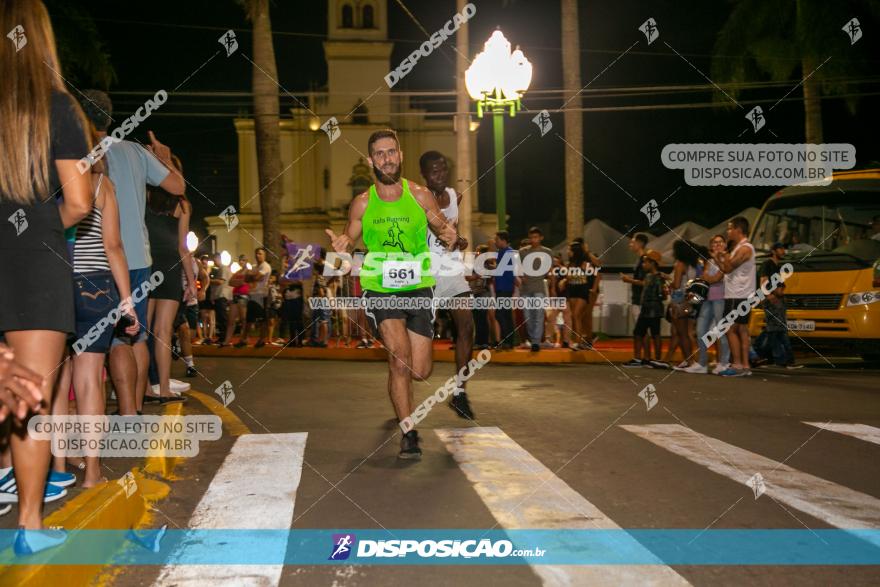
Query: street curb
193 344 634 365
0 468 168 586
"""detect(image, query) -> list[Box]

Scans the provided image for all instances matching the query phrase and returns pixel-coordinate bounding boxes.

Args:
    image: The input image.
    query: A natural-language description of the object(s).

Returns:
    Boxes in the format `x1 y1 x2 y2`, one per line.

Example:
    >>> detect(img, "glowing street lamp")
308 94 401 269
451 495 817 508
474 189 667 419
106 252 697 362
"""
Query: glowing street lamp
465 30 532 231
186 231 199 253
220 250 232 267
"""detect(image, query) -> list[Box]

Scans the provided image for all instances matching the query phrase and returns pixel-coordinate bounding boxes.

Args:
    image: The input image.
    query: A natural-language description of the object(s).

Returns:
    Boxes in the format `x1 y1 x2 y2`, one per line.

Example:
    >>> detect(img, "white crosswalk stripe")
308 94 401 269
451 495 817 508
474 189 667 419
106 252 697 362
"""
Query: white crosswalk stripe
153 433 308 587
621 424 880 547
804 422 880 446
435 426 690 586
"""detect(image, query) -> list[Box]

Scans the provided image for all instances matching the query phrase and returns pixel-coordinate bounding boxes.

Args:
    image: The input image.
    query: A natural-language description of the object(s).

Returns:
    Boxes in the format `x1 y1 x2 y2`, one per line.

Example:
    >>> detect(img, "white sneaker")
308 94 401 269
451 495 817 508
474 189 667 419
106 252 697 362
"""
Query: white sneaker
683 363 708 374
170 379 190 393
151 379 190 397
672 361 690 371
712 363 730 375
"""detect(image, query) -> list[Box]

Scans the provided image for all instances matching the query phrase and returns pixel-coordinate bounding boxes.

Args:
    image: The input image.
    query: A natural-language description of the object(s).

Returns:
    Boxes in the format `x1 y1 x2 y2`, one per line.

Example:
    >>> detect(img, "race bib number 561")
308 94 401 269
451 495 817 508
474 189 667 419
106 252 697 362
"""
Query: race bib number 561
382 261 420 289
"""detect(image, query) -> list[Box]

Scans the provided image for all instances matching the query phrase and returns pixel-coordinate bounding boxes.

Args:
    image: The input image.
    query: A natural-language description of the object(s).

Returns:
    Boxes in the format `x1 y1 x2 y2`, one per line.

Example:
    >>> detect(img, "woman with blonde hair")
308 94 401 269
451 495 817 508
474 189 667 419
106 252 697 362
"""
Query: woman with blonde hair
0 0 93 551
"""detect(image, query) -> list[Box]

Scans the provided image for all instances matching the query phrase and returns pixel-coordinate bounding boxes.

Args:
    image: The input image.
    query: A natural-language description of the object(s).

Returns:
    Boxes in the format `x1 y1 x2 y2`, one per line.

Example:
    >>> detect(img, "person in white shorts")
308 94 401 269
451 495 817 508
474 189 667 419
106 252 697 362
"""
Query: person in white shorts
420 151 474 420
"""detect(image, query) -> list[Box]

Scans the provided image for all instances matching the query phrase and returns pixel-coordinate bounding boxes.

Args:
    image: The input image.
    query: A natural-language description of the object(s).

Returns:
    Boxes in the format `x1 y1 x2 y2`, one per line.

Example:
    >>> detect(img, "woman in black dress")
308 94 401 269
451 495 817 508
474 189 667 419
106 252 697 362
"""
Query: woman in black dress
144 158 196 403
561 242 597 350
0 0 92 544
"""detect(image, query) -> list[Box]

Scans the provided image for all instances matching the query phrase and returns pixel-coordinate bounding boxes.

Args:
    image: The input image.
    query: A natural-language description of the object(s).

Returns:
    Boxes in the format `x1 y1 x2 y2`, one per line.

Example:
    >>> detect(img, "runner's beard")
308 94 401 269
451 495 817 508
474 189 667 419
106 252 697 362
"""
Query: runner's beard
373 163 401 185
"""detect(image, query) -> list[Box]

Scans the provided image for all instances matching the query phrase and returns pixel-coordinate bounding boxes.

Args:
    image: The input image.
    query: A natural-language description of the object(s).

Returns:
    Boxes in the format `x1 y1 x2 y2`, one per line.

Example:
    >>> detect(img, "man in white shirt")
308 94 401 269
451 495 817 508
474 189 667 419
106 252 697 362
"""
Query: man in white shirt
716 216 756 377
245 247 273 348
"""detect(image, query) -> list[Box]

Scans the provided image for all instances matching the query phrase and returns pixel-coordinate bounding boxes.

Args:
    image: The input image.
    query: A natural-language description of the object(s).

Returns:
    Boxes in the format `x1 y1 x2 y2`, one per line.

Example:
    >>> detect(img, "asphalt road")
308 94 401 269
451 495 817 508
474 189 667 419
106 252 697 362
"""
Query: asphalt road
108 355 880 587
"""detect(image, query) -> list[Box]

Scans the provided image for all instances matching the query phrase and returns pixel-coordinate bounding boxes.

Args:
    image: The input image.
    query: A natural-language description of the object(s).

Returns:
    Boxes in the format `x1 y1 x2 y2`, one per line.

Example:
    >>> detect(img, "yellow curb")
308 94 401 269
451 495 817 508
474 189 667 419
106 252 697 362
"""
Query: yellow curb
0 399 199 587
193 344 636 364
186 390 251 436
0 468 168 586
142 401 185 480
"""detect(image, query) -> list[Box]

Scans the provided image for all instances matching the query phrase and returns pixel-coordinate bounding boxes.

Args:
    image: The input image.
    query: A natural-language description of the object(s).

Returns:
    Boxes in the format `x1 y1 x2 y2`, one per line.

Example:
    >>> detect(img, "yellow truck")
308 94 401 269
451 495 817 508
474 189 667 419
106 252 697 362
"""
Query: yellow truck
749 169 880 361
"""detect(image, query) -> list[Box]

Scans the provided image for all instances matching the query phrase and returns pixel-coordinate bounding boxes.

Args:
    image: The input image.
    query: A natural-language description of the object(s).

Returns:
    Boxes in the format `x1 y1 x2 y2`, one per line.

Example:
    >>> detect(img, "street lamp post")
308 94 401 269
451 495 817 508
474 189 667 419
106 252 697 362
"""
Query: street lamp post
465 30 532 232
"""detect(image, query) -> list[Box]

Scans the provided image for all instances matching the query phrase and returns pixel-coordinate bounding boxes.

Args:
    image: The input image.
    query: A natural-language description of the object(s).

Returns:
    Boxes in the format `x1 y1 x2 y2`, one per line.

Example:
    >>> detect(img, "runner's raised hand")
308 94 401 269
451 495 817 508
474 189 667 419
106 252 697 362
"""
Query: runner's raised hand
325 228 352 254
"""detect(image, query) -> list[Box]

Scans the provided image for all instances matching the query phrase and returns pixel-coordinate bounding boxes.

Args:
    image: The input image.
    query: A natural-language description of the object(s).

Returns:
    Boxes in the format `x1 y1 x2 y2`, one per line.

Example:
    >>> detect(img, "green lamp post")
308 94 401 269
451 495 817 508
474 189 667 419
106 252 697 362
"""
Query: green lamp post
465 30 533 232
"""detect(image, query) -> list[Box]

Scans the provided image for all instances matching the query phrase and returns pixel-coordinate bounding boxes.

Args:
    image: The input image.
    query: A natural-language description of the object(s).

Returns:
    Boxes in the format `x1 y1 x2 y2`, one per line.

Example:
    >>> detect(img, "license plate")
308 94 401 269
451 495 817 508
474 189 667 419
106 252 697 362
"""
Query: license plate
787 320 815 332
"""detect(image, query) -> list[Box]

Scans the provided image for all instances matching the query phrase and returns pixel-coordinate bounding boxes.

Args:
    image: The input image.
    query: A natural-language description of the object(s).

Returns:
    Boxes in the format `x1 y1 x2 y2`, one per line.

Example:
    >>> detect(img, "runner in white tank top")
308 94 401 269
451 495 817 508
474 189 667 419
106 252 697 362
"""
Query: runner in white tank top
420 150 475 420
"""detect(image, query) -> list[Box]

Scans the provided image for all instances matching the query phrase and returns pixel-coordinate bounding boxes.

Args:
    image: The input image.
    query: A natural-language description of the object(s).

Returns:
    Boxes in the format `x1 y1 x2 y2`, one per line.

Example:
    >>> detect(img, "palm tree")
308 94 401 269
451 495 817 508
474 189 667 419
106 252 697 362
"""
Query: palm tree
712 0 880 143
239 0 283 268
561 0 584 241
45 0 115 88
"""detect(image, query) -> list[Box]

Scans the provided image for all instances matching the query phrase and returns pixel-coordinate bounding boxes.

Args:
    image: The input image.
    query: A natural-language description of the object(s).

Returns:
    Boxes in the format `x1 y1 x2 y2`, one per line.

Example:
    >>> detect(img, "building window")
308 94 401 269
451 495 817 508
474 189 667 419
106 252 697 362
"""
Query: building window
362 4 375 28
352 100 368 124
341 3 354 28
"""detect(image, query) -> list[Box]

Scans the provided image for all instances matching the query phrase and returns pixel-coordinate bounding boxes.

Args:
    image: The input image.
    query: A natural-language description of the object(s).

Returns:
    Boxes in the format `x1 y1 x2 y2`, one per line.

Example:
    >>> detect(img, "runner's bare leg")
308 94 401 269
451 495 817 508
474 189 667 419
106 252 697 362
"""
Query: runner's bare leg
379 319 416 420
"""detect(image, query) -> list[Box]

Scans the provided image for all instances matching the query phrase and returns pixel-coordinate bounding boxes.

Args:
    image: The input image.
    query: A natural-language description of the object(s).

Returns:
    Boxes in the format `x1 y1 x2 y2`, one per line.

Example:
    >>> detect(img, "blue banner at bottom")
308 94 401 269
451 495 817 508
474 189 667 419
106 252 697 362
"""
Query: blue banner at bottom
1 529 879 565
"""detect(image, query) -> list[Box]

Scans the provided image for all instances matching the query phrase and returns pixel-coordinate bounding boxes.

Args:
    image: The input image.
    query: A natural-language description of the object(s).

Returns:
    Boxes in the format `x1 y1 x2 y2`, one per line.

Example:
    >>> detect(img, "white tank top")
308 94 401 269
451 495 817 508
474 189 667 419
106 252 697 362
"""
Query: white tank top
724 239 756 299
427 187 459 255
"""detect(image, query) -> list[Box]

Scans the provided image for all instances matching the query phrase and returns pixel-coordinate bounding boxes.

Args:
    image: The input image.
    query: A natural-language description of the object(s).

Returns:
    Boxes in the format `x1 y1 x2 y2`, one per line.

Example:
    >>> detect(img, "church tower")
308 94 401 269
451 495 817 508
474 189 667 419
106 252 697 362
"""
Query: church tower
219 0 486 257
324 0 392 124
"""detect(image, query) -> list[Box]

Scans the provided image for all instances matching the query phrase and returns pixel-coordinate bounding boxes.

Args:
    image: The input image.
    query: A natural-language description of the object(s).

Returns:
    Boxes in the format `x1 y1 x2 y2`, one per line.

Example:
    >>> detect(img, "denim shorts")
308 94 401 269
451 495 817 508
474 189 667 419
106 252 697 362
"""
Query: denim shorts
73 271 120 354
112 267 151 346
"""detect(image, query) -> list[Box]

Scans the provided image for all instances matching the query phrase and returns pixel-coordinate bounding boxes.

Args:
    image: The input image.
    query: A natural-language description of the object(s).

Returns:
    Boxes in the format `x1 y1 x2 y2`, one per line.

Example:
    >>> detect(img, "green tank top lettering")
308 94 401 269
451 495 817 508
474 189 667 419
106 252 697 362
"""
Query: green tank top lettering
360 179 434 293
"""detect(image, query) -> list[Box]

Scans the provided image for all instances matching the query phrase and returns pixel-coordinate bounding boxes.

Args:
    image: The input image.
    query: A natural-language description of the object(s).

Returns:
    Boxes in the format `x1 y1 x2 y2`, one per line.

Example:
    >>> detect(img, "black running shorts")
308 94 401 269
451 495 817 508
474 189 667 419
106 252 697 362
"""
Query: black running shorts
724 298 751 325
634 315 660 336
363 287 434 339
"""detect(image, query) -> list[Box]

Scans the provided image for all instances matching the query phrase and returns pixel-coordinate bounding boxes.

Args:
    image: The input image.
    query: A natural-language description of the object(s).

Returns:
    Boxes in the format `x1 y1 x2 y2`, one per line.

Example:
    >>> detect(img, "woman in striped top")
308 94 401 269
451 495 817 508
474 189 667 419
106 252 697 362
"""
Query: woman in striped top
70 133 139 487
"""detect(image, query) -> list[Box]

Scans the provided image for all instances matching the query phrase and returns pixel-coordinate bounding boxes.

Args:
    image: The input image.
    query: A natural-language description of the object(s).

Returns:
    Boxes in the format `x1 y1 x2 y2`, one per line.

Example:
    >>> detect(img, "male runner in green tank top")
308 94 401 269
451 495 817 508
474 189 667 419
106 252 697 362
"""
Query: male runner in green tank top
326 129 456 460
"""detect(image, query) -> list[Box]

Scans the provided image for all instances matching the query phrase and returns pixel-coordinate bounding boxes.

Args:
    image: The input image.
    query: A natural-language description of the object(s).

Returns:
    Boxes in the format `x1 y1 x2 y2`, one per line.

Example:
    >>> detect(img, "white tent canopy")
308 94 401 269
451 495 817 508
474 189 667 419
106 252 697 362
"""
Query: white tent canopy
692 207 761 246
646 221 708 263
552 218 635 266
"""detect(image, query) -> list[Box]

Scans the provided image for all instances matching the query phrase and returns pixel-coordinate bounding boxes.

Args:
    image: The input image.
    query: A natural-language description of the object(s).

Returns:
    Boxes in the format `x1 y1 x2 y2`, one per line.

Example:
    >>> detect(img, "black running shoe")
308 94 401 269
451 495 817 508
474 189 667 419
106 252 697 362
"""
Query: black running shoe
449 391 474 420
398 430 422 460
622 358 643 368
185 366 197 378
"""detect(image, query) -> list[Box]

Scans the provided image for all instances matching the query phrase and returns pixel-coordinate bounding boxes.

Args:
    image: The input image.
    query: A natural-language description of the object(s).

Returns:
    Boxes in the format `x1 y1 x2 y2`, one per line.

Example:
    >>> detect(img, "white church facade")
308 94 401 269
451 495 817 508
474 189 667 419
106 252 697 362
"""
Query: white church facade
207 0 495 256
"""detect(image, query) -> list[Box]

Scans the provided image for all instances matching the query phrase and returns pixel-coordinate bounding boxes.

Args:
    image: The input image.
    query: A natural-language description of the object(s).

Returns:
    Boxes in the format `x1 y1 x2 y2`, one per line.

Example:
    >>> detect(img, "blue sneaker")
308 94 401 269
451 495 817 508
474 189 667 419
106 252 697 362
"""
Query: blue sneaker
0 468 68 503
14 527 68 556
48 470 76 488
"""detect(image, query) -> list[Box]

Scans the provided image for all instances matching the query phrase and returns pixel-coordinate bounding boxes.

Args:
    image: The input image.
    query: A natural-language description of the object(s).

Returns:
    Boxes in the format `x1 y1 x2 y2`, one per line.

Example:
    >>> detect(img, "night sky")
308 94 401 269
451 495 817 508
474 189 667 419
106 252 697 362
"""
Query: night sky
52 0 880 244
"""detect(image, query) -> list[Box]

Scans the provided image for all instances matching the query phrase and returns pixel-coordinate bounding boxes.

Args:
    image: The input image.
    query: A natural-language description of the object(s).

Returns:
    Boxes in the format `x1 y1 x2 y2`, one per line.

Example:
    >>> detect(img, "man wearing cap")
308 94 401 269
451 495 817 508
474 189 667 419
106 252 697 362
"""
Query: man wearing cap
627 249 667 368
78 90 185 414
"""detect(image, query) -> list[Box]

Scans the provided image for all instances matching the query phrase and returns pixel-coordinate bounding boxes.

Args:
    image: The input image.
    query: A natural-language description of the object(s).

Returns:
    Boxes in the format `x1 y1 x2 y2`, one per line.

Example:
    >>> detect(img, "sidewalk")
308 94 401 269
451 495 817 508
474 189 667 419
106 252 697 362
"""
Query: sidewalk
191 337 676 365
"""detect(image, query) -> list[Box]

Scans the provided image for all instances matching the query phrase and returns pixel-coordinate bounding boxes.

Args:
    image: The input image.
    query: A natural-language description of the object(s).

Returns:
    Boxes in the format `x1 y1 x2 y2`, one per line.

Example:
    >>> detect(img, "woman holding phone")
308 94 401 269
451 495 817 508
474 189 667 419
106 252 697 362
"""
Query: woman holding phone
68 128 140 486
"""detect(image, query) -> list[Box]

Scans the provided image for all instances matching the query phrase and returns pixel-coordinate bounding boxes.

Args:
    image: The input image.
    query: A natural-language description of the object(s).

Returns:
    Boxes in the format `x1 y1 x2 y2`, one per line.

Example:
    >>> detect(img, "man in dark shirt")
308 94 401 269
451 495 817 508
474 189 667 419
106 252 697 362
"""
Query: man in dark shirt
623 234 650 366
757 242 800 368
625 250 666 367
760 242 785 285
493 231 516 350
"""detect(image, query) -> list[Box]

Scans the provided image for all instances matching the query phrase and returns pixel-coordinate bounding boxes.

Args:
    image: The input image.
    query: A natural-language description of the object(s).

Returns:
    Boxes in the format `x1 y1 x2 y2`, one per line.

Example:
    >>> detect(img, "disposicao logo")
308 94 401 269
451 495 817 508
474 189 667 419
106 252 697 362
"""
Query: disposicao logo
329 533 356 560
